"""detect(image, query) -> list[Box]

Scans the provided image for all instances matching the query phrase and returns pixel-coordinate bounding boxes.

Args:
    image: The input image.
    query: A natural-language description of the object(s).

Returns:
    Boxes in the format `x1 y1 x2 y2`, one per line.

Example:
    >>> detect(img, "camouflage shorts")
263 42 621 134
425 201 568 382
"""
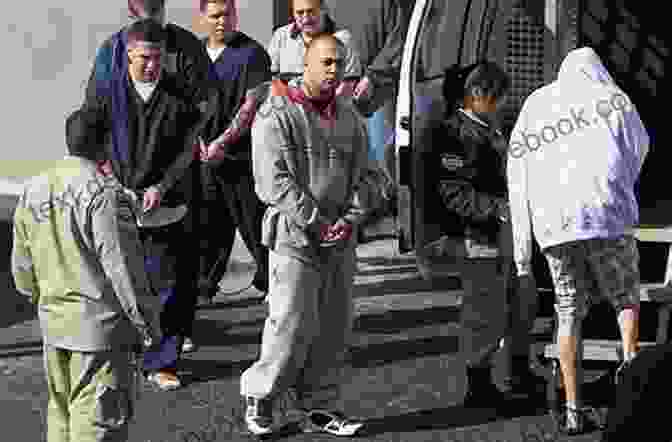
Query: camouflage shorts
544 235 640 323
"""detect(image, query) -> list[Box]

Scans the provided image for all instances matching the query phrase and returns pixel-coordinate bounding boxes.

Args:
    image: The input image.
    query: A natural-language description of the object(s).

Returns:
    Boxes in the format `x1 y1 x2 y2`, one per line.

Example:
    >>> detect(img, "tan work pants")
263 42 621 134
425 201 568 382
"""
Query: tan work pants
44 345 134 442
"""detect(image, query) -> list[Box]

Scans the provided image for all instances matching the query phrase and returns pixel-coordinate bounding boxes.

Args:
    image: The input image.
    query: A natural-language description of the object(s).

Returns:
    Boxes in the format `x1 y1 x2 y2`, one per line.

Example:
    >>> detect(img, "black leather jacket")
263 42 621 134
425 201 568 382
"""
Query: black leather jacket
434 109 509 254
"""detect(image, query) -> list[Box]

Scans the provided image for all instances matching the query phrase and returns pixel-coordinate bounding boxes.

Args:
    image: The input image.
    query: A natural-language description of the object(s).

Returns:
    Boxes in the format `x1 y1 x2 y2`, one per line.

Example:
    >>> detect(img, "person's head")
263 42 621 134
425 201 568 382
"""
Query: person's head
302 33 346 97
126 19 166 83
444 61 510 117
291 0 324 35
462 61 510 116
66 107 109 162
557 46 617 87
128 0 166 26
464 61 511 115
200 0 238 42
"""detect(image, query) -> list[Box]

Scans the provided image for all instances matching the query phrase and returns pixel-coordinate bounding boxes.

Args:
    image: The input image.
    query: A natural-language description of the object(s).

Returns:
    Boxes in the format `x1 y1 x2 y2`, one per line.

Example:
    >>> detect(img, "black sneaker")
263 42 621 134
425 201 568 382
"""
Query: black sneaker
555 405 603 436
463 366 507 408
503 369 547 399
244 396 274 435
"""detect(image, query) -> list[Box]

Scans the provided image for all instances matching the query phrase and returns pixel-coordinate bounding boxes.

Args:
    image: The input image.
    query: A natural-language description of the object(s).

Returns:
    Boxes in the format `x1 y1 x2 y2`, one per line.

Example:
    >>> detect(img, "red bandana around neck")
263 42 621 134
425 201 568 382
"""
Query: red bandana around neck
287 84 337 122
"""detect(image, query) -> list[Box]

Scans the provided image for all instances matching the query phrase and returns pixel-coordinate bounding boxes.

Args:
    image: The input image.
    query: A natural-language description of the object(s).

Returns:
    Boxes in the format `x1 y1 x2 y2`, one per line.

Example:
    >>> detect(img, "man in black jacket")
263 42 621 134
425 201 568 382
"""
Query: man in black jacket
85 0 211 354
436 61 544 407
87 19 203 391
197 0 271 299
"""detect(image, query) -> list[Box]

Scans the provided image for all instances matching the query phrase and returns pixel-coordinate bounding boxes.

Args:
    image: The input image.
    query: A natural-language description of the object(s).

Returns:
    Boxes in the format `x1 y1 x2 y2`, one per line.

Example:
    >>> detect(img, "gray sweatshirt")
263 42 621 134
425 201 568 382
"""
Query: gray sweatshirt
251 78 372 261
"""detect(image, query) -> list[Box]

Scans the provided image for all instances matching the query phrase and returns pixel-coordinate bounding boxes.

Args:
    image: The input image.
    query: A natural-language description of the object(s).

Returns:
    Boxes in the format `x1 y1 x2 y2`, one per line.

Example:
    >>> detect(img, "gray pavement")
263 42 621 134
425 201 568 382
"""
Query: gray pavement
0 232 605 442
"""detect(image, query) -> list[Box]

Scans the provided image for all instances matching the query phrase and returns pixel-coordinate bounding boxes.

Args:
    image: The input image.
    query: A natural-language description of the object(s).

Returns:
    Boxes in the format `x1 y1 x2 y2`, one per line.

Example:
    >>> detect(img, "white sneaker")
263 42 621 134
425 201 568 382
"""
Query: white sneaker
244 396 274 435
302 409 364 436
182 337 196 353
146 371 181 391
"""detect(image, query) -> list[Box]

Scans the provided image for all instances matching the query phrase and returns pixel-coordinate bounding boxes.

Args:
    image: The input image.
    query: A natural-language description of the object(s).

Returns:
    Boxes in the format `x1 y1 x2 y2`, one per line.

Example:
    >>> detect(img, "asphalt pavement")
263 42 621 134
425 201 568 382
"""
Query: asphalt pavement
0 227 611 442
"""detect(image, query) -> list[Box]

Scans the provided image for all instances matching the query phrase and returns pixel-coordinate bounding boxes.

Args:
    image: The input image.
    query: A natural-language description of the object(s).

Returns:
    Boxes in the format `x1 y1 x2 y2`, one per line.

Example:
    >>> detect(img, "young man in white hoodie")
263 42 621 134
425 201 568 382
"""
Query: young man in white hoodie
507 47 649 435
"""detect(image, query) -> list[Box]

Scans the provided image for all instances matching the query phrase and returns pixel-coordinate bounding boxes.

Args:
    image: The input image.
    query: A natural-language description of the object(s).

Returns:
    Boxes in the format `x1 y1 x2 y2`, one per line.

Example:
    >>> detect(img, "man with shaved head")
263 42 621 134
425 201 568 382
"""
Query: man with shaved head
239 34 373 436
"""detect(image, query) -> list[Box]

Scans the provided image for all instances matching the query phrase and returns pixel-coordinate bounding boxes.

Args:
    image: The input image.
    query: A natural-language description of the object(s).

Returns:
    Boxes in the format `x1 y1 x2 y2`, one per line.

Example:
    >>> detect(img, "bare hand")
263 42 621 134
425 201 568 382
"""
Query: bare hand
198 137 208 161
142 186 162 213
324 219 354 243
206 141 232 164
97 159 114 176
353 76 372 100
318 222 332 242
336 80 356 97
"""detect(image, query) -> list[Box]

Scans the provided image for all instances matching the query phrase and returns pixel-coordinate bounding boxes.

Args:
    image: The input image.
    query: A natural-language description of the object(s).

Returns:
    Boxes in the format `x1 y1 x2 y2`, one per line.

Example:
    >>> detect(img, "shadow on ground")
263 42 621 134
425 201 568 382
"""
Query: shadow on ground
257 399 551 441
358 401 547 438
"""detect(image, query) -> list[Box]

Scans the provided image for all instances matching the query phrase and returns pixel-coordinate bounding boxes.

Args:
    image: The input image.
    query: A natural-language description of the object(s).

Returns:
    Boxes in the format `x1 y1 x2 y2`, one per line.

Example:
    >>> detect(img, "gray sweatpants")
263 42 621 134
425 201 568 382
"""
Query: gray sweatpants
240 246 356 411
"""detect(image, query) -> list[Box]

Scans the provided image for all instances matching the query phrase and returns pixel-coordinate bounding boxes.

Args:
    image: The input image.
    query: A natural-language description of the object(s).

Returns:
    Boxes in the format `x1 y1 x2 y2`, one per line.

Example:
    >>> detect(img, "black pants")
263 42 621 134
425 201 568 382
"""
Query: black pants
198 162 269 297
139 217 197 369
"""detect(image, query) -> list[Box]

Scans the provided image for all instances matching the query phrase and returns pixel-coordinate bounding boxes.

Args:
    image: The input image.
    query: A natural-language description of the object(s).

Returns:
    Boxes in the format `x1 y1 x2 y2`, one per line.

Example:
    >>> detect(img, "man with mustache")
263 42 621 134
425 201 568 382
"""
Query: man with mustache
195 0 271 303
266 0 361 94
240 34 372 436
87 19 204 391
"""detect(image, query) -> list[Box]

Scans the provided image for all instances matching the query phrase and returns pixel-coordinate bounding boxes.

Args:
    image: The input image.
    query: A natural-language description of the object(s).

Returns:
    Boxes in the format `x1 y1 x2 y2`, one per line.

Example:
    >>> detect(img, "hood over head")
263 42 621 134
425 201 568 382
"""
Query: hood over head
557 47 619 90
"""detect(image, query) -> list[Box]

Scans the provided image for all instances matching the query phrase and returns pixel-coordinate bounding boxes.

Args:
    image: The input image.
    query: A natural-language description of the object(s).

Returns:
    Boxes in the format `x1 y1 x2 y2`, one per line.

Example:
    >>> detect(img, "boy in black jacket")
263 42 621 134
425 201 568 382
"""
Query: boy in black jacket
436 62 543 407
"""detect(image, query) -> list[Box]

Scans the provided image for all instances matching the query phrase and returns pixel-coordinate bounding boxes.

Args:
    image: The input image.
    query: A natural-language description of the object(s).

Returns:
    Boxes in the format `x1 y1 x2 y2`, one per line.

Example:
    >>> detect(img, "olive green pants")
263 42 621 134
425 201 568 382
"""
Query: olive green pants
44 345 135 442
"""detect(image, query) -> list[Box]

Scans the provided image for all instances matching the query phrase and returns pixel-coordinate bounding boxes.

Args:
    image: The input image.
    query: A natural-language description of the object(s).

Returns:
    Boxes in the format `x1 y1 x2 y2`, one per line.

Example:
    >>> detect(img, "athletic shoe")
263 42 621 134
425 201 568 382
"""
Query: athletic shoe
146 371 181 391
302 409 364 436
182 337 196 353
244 396 274 435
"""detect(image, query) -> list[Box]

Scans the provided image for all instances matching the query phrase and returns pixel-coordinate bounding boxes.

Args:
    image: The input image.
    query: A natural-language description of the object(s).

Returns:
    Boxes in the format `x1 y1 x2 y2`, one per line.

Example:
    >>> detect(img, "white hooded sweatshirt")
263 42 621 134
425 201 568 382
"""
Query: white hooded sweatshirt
507 47 649 275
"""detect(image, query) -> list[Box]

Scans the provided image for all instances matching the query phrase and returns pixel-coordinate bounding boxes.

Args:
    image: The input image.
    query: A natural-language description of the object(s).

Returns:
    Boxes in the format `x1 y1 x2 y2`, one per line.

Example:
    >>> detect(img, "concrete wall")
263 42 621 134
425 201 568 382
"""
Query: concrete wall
0 1 273 182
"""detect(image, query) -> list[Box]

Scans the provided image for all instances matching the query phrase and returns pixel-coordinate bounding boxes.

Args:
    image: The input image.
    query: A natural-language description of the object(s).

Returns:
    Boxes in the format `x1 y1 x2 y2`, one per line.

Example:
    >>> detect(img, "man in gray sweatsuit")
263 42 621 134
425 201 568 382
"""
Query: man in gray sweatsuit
11 107 161 442
240 34 372 437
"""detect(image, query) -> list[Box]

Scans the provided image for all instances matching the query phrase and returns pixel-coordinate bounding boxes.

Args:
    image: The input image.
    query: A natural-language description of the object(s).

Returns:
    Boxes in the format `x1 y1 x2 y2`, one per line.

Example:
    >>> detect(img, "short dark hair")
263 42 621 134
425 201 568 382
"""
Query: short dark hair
464 61 510 99
65 107 109 160
126 18 166 46
443 61 511 109
200 0 230 12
